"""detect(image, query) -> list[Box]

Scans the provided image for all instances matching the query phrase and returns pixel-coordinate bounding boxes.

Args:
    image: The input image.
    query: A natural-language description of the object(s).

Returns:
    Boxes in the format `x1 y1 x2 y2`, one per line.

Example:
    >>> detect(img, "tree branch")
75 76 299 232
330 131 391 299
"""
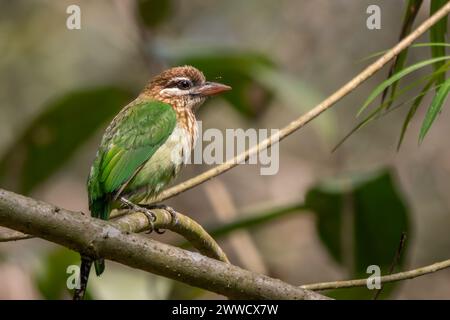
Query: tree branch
3 197 450 296
113 209 229 263
0 188 328 300
301 259 450 291
142 2 450 205
0 208 229 264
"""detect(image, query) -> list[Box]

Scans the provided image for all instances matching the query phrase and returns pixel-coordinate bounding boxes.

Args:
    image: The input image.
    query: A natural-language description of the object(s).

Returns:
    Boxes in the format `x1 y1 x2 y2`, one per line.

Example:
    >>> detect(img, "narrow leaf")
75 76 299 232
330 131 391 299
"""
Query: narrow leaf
419 77 450 142
397 61 450 149
358 56 450 117
381 0 423 109
430 0 448 88
397 78 437 149
335 82 445 151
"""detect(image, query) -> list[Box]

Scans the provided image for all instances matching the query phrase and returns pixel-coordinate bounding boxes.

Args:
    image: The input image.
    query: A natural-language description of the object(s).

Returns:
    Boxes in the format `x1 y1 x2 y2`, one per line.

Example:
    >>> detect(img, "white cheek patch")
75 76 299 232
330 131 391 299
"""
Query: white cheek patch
160 87 189 97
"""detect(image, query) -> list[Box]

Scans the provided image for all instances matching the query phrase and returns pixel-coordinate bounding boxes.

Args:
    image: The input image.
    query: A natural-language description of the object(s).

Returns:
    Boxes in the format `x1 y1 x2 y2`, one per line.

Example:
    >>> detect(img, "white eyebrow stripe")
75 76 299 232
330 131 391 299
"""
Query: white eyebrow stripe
168 77 192 85
171 77 190 82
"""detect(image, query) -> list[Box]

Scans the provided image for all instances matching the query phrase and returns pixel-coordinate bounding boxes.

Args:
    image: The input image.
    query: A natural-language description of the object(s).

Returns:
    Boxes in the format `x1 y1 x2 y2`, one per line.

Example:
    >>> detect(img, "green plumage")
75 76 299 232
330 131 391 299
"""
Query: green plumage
87 99 177 275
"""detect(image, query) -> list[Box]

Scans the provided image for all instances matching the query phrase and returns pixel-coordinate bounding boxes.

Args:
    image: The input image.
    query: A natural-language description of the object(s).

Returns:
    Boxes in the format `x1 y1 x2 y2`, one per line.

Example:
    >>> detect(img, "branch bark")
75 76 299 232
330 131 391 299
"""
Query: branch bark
0 188 328 300
142 1 450 205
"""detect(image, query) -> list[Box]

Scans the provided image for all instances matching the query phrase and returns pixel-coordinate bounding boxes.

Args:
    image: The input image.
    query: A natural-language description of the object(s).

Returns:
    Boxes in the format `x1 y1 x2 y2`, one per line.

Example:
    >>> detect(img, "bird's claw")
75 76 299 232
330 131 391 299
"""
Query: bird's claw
120 198 179 234
141 204 178 233
120 197 157 234
142 209 157 234
151 204 178 226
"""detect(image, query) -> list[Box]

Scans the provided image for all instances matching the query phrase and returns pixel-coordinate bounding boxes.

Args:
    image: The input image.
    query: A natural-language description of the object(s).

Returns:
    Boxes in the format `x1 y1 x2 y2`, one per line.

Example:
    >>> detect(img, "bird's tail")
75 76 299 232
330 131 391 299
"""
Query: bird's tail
94 259 105 276
73 255 93 300
91 197 109 277
74 194 110 299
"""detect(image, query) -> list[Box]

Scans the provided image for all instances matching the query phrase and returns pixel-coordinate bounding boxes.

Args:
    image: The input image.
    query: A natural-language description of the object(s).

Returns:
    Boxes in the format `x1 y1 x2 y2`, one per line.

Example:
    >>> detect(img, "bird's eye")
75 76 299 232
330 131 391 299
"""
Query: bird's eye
177 80 192 90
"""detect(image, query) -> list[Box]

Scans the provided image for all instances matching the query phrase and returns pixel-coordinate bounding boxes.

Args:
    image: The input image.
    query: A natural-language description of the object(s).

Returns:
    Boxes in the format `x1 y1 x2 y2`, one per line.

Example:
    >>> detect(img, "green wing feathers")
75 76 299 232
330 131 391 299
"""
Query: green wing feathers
87 100 177 220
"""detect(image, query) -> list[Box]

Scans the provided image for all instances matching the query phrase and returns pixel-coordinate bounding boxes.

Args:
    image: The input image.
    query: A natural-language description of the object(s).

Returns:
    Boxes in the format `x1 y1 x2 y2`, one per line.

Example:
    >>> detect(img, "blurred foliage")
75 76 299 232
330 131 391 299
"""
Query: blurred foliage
168 281 206 300
0 87 134 194
207 204 304 239
136 0 172 29
35 246 172 300
255 67 338 146
305 169 409 299
173 52 276 118
35 247 93 300
175 168 411 299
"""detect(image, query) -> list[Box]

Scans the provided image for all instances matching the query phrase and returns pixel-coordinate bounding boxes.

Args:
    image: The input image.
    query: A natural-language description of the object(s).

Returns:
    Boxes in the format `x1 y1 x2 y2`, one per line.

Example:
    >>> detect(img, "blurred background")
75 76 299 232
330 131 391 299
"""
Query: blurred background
0 0 449 299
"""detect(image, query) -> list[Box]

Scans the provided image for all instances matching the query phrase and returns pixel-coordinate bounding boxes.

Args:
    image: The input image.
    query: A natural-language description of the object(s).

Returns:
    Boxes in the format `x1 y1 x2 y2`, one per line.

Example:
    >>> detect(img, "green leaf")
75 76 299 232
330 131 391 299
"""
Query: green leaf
358 56 450 117
0 87 134 194
396 61 450 149
397 78 438 149
381 0 423 109
174 52 276 118
430 0 448 88
419 77 450 142
305 169 410 299
136 0 172 29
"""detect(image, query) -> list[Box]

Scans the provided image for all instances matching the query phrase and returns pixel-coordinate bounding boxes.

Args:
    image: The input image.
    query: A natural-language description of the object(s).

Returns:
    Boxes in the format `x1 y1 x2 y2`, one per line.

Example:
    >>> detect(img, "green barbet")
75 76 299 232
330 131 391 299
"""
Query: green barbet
74 66 231 299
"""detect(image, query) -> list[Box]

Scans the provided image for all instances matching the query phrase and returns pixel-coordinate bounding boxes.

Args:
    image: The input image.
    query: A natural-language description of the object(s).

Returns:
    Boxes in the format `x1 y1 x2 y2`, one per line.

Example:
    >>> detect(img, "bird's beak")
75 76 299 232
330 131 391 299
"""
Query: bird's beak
191 82 232 96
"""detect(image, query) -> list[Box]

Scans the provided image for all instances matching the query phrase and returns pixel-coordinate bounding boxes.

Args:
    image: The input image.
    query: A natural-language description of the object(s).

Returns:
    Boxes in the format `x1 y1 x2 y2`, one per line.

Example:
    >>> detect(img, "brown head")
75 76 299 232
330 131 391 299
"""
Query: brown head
141 65 231 111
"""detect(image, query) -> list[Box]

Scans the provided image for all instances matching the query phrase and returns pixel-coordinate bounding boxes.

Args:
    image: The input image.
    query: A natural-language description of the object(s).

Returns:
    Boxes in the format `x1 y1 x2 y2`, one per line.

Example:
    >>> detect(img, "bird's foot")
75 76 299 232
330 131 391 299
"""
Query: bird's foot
141 204 179 234
120 197 157 234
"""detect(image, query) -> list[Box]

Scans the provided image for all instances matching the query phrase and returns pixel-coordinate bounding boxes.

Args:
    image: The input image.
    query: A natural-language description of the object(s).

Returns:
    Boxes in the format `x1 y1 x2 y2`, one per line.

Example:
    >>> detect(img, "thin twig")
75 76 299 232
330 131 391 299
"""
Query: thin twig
373 232 407 299
301 259 450 291
141 2 450 205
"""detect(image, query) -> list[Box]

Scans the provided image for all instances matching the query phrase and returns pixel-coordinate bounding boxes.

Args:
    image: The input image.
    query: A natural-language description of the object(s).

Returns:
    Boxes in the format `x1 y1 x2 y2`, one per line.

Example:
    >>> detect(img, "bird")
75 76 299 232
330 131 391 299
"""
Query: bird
73 66 231 300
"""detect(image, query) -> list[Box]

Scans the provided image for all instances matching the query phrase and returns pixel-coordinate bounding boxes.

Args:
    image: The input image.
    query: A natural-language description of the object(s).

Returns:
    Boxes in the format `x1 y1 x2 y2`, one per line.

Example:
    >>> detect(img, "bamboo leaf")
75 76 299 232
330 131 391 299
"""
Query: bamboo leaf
381 0 423 109
397 78 437 149
430 0 448 88
358 56 450 117
395 61 450 149
335 81 445 151
419 78 450 142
